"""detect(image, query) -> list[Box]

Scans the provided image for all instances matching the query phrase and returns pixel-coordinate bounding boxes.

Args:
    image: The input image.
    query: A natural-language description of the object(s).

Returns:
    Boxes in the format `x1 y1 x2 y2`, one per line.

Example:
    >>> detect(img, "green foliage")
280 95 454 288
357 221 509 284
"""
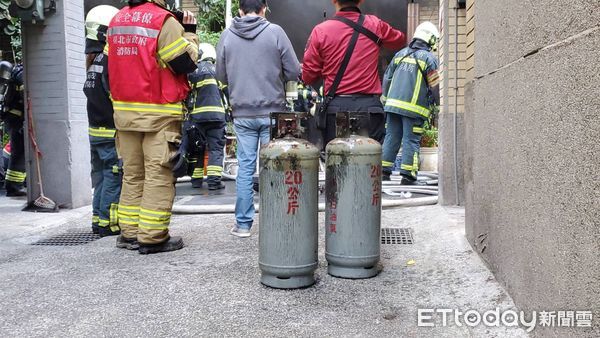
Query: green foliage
199 30 221 46
420 126 438 148
0 0 22 62
195 0 238 32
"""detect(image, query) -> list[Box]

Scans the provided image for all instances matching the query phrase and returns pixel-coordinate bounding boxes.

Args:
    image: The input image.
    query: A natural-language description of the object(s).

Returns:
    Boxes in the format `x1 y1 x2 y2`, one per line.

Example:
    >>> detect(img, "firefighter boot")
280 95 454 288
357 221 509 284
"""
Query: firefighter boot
382 170 392 181
138 236 184 255
207 176 225 190
400 174 426 186
98 225 121 237
5 185 26 197
116 235 140 250
191 178 203 189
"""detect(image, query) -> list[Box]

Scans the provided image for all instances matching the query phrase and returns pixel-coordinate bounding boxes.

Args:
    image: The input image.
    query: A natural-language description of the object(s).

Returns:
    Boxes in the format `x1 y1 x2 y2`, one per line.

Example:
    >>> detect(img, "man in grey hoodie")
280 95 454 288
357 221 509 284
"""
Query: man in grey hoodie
217 0 300 238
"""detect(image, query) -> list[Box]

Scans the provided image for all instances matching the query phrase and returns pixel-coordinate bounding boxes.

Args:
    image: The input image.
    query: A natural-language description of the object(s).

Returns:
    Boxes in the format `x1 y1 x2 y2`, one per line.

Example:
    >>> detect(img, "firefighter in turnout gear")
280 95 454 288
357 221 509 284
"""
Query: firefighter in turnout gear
83 5 122 237
107 0 198 254
381 22 440 185
0 62 27 197
294 81 318 114
186 43 227 191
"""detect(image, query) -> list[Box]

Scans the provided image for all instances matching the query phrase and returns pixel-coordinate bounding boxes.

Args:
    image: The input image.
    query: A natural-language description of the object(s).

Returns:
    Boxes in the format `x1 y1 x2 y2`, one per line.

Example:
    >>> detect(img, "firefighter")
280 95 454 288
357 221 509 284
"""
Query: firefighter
186 43 227 191
381 22 440 185
0 62 26 197
294 81 318 114
107 0 198 254
83 5 122 237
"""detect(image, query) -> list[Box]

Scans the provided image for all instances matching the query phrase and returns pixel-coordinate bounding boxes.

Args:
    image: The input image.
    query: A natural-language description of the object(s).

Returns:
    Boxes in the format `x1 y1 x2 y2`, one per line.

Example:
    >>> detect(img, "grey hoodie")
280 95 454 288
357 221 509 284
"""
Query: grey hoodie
216 16 300 118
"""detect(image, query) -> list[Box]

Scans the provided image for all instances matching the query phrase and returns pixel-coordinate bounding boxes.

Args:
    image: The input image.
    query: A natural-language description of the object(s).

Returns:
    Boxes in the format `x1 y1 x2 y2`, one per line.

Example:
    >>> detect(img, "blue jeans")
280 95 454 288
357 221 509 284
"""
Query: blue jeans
381 113 424 179
234 118 271 229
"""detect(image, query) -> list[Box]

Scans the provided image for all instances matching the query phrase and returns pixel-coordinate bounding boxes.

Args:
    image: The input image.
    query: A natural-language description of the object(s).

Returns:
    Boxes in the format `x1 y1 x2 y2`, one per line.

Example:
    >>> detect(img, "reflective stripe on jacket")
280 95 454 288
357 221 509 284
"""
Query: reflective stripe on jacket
382 46 439 120
187 61 226 123
107 3 190 111
84 51 116 138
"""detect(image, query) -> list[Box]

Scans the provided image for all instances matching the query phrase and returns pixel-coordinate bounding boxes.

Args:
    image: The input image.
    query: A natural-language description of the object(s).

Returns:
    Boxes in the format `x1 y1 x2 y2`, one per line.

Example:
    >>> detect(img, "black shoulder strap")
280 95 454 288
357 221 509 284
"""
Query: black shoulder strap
326 15 365 97
332 15 381 46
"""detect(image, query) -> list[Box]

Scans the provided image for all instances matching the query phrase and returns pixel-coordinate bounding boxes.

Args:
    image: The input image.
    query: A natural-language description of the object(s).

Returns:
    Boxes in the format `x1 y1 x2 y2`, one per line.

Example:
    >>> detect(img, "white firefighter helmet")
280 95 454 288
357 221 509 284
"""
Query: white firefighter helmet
198 43 217 62
413 21 440 47
85 5 119 41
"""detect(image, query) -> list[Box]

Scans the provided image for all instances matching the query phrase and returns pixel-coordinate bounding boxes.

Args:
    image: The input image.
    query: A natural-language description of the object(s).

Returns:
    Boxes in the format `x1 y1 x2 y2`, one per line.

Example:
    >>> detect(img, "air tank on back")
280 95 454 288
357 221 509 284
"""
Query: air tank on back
259 112 320 289
325 112 383 279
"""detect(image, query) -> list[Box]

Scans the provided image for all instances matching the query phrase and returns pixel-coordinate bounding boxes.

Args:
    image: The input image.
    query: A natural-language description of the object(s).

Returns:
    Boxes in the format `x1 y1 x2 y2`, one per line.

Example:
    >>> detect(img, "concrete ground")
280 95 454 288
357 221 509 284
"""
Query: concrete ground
0 194 527 337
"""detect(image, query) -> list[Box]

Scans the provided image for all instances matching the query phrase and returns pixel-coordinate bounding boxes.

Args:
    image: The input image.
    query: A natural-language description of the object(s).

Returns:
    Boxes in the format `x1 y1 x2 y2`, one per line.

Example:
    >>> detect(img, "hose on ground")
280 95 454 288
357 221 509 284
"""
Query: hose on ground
172 196 438 214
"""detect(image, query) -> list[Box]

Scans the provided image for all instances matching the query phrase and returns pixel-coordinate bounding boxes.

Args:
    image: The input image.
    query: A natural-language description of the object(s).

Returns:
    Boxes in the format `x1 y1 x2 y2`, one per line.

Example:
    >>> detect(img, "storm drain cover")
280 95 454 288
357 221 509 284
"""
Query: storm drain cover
381 228 414 245
32 231 101 246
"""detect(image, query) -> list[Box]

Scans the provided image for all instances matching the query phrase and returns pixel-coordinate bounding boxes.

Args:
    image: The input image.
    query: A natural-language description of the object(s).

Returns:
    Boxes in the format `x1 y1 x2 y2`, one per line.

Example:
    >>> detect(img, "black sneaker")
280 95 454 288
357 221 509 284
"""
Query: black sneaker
138 236 184 255
116 235 139 250
98 226 121 237
92 224 100 234
382 173 391 181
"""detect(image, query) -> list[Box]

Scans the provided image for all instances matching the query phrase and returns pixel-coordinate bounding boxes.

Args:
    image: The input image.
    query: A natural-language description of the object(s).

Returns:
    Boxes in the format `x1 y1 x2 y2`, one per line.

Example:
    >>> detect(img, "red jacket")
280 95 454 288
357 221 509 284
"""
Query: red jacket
108 3 189 105
302 8 405 95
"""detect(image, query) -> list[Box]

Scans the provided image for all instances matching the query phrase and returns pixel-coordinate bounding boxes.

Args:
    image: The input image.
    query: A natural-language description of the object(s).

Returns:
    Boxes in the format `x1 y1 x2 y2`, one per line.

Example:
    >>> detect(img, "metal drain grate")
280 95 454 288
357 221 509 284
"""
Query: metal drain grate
32 231 101 246
381 228 414 245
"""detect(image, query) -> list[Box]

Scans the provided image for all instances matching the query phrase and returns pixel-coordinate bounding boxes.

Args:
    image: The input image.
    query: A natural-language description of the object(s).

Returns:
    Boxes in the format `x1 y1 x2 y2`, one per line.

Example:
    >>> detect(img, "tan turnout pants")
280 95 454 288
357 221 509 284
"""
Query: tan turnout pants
116 121 180 244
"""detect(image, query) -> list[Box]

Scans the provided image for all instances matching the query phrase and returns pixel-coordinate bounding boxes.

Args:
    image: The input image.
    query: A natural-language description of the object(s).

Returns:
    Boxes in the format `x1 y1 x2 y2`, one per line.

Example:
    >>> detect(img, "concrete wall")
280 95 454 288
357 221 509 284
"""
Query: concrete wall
465 1 600 337
437 0 466 206
23 0 91 208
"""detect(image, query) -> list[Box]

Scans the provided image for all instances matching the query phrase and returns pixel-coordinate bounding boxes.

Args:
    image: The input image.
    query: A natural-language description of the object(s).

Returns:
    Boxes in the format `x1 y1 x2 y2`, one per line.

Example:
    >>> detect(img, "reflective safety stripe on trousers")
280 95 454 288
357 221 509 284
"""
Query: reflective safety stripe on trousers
138 208 171 231
112 101 183 115
118 204 140 226
5 169 26 183
206 165 222 177
382 160 395 168
192 167 204 179
89 127 117 138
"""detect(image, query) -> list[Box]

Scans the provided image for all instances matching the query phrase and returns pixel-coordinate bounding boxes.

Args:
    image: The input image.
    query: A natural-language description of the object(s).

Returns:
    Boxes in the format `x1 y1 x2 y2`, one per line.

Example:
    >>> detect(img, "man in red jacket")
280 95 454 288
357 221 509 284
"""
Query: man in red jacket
302 0 405 145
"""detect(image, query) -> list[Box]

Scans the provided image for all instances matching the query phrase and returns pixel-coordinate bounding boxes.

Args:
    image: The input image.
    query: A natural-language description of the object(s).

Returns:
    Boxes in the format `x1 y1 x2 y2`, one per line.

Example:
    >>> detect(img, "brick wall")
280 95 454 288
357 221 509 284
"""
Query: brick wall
438 0 466 114
419 0 439 25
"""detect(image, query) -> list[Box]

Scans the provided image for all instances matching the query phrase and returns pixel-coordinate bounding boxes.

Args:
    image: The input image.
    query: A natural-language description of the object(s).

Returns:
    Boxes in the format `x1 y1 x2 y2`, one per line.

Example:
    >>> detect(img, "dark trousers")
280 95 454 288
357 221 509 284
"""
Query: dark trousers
188 121 226 185
381 113 424 179
4 116 26 192
322 96 386 148
90 140 122 230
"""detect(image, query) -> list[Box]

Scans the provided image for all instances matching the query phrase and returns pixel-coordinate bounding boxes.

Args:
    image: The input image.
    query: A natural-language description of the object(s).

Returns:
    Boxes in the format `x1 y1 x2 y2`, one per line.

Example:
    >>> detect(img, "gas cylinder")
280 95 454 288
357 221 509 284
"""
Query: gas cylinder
325 112 382 279
259 112 319 289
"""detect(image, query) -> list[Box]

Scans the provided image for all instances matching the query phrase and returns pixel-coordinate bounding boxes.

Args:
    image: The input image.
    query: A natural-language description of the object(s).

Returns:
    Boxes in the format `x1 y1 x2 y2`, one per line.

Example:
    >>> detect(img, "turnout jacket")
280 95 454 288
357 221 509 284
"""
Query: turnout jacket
187 60 226 123
382 40 440 120
84 51 116 139
107 1 198 132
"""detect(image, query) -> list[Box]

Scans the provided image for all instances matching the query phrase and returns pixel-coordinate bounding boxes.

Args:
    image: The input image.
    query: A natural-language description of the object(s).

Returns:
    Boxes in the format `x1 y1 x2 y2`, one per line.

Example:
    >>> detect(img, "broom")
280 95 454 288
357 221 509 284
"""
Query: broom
26 95 57 211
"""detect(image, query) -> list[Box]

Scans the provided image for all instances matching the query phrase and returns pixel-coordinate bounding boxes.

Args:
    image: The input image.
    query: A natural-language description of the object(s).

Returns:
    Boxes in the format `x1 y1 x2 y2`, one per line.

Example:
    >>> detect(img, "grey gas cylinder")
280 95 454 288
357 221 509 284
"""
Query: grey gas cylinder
259 113 320 289
325 112 383 279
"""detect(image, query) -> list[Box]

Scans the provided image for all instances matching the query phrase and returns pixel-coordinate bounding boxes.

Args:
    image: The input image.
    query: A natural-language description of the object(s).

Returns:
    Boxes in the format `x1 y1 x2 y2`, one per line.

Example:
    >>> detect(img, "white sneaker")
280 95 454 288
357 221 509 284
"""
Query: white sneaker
230 226 251 238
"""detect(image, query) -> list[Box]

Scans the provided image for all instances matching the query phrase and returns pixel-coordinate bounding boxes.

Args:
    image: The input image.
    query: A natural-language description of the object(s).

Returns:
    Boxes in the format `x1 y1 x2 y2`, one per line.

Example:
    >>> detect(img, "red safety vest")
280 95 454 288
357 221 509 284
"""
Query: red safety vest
107 2 189 109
